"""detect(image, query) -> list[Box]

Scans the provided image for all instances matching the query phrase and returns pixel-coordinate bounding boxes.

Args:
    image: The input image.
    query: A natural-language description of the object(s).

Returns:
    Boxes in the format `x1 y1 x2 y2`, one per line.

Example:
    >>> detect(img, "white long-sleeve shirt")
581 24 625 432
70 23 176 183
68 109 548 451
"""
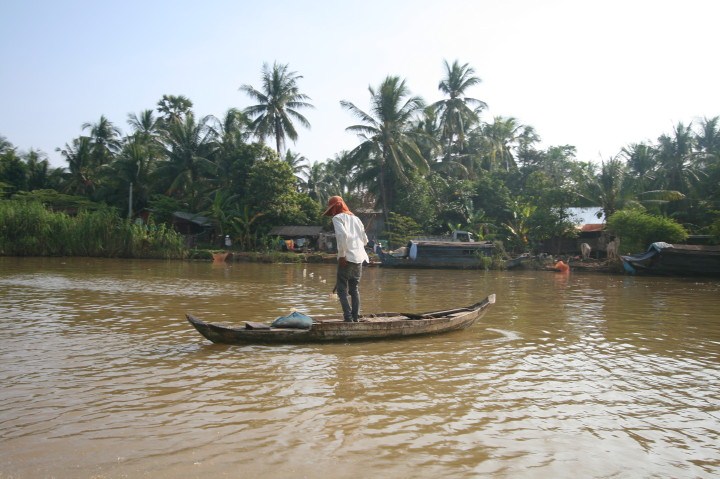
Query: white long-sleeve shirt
332 213 370 264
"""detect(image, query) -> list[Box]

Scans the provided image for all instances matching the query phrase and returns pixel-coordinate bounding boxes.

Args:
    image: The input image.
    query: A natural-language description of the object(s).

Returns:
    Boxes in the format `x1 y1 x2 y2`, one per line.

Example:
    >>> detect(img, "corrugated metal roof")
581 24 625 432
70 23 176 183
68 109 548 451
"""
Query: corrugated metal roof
580 224 604 232
172 211 213 227
268 226 324 237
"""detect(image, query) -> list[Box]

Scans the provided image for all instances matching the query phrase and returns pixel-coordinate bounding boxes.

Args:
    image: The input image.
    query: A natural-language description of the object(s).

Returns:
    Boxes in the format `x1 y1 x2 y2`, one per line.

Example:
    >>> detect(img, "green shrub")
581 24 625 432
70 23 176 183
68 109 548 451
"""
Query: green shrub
187 249 214 260
607 209 688 253
386 212 422 248
480 255 493 270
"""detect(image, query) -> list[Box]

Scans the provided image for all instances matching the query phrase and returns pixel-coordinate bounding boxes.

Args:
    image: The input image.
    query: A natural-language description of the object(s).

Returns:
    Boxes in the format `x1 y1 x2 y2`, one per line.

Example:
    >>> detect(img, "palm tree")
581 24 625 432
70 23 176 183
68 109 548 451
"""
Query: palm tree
696 116 720 166
0 147 27 196
579 154 684 220
411 106 444 165
432 60 486 160
654 122 709 222
579 155 629 219
306 160 341 205
622 142 657 193
154 113 218 209
0 135 12 154
127 109 163 165
340 75 428 222
82 115 122 168
283 149 309 189
110 136 157 214
209 108 253 192
128 110 161 145
695 116 720 204
657 122 700 192
156 95 194 125
24 149 53 190
240 62 314 155
57 136 95 195
201 189 241 240
479 116 536 172
212 108 252 147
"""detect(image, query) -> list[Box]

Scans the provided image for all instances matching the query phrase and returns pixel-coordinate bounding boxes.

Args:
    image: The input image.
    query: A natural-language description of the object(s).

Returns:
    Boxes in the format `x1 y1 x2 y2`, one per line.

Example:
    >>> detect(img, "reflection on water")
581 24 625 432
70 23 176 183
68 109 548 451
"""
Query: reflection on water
1 257 719 478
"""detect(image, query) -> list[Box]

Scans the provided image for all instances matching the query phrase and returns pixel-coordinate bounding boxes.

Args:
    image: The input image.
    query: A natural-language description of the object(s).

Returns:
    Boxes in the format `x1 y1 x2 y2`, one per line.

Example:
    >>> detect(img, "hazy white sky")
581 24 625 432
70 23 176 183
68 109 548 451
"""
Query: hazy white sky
2 0 719 169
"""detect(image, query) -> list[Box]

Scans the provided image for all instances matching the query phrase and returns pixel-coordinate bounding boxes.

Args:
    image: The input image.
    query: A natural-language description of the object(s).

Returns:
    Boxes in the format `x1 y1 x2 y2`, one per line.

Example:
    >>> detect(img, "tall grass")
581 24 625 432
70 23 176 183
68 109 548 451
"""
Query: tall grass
0 200 186 259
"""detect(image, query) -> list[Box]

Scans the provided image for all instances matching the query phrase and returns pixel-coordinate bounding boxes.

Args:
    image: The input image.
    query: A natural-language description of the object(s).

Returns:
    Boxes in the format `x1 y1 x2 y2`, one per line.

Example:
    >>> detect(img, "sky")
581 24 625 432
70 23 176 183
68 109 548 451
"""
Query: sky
2 0 719 169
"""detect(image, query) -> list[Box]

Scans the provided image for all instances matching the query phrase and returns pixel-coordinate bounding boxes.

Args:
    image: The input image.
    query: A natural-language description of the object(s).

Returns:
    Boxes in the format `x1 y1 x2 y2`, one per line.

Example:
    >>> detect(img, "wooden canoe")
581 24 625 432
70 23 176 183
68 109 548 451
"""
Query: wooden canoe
187 294 496 344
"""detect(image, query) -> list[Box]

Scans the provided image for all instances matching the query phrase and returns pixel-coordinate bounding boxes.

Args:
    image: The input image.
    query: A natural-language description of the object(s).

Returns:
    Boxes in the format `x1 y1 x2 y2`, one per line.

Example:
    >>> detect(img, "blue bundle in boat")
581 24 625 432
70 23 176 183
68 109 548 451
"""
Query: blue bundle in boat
271 311 313 329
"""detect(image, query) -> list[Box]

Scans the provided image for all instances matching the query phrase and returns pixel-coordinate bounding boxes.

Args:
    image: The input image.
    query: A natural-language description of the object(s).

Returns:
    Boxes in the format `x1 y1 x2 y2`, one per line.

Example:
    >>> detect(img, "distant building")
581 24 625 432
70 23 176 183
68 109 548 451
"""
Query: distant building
170 212 215 247
355 208 385 240
268 226 324 251
171 211 213 234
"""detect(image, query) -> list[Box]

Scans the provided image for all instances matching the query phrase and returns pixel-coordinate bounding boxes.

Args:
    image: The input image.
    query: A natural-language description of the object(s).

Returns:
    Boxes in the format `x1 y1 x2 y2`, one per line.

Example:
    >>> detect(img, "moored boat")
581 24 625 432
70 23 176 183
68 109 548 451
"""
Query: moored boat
187 294 496 344
504 253 532 269
620 242 720 277
379 240 495 269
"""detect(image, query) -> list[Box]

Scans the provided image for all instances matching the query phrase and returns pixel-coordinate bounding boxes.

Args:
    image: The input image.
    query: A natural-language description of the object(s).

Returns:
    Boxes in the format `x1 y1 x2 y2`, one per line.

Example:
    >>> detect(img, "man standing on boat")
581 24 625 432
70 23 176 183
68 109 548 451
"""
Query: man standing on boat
324 196 369 322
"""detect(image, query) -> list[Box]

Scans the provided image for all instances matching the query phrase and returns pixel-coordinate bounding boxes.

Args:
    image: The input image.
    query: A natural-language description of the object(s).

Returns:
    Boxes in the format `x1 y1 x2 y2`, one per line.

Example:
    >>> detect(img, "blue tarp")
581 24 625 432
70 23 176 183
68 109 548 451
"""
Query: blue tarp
621 242 675 274
271 311 314 329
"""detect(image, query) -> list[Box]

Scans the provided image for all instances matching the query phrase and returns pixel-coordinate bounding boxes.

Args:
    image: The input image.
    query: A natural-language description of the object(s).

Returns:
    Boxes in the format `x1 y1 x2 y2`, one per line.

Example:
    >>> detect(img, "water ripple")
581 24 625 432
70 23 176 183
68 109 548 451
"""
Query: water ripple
1 259 719 478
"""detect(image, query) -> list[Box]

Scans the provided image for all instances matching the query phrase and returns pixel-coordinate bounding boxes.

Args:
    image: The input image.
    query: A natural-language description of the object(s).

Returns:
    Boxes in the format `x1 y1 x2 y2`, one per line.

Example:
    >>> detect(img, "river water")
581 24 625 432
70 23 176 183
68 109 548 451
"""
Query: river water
0 257 719 478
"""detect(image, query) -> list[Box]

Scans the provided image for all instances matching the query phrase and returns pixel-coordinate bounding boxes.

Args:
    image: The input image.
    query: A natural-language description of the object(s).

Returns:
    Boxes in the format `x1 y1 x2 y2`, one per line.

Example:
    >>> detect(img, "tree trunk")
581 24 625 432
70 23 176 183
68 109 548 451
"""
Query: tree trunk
379 161 389 226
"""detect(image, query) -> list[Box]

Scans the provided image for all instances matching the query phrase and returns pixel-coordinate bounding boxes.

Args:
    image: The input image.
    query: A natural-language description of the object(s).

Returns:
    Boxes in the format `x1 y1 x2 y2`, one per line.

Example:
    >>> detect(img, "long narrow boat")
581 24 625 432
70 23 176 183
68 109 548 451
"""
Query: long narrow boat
379 240 495 269
187 294 495 344
504 253 532 269
620 242 720 277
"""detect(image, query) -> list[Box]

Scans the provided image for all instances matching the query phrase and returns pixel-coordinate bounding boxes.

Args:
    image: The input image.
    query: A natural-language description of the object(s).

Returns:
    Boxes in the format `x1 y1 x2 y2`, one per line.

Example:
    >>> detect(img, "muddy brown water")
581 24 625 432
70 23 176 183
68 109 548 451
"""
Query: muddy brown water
1 257 719 478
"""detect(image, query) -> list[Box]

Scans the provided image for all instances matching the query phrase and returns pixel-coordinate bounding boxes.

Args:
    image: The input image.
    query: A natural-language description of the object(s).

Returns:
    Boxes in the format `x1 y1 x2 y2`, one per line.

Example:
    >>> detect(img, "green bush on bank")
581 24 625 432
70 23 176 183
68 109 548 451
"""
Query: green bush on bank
0 200 186 259
606 209 688 253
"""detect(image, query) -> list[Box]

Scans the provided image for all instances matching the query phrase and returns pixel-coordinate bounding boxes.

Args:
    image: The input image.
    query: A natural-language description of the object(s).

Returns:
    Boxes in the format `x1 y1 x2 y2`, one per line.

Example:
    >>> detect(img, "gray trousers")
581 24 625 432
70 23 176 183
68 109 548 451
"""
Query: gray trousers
336 262 362 321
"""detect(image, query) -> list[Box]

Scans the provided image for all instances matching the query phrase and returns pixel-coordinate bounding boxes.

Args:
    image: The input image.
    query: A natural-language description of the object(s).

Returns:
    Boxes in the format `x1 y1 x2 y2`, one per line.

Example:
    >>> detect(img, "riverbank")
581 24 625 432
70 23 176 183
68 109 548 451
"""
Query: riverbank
196 249 625 274
193 249 350 264
231 251 340 264
561 258 624 274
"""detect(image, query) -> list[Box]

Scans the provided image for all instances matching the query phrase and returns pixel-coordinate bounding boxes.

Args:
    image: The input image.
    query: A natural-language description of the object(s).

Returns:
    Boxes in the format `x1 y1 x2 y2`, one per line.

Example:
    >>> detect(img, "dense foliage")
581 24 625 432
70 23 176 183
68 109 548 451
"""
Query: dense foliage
606 210 689 254
1 61 719 254
0 200 186 258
